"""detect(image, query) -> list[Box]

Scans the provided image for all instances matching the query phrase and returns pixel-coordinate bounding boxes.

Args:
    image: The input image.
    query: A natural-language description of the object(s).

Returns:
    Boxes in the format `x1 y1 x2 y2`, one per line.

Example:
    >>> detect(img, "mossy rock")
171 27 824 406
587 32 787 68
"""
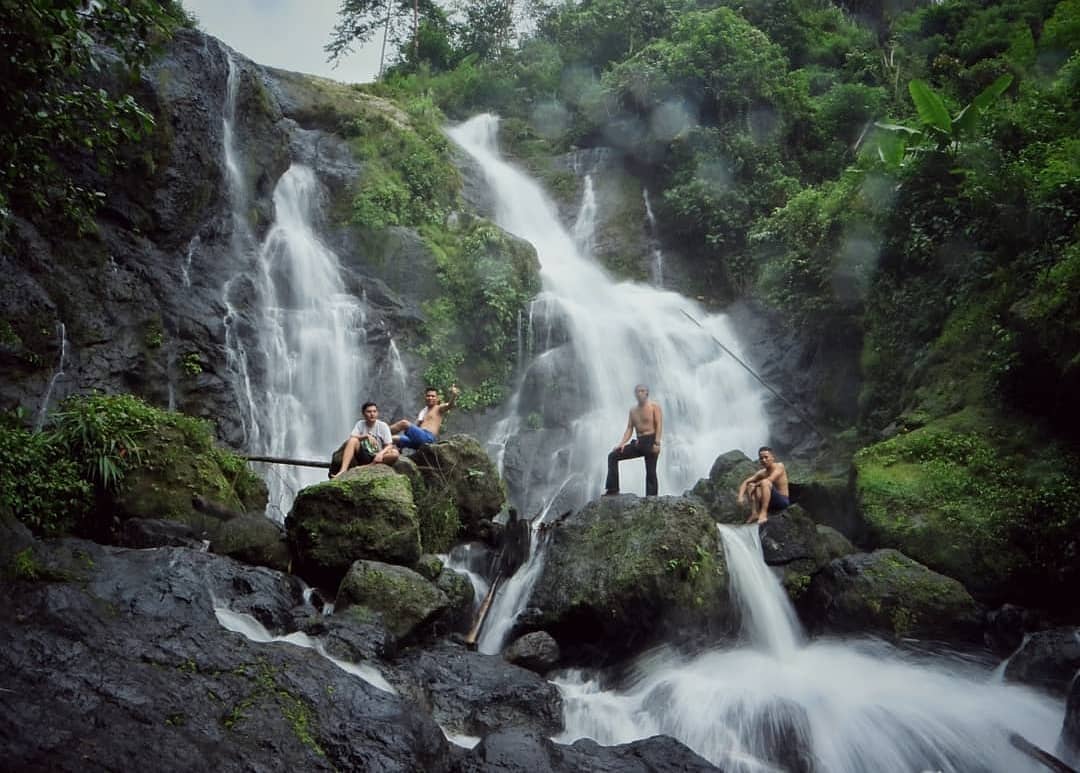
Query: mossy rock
112 423 267 537
435 566 475 634
689 450 760 523
798 549 984 643
529 495 732 664
286 465 421 590
412 435 505 542
336 559 449 643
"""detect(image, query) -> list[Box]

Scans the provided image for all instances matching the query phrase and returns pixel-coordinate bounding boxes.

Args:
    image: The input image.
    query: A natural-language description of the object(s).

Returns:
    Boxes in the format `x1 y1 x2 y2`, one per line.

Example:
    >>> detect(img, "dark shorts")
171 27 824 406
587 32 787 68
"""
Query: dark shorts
768 490 791 512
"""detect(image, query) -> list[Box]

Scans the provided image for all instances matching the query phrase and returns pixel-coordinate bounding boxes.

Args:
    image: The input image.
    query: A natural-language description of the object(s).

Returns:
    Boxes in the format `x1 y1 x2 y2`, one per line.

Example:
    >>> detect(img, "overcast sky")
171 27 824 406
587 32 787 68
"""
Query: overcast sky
181 0 383 83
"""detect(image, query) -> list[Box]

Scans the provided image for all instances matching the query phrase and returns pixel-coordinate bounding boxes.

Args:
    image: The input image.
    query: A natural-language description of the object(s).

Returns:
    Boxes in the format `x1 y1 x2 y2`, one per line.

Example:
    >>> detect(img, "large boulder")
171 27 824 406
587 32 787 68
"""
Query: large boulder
335 560 449 644
391 640 563 738
1003 628 1080 695
503 632 560 675
528 495 732 664
0 538 451 771
799 549 985 643
286 465 421 589
412 434 506 542
211 515 290 572
688 450 759 523
435 566 477 635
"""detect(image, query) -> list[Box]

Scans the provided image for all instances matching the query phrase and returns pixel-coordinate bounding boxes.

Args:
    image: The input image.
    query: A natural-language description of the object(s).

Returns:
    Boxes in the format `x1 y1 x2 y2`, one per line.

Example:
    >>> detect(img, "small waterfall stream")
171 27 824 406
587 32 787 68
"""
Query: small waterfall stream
33 322 67 431
553 524 1064 772
643 188 665 287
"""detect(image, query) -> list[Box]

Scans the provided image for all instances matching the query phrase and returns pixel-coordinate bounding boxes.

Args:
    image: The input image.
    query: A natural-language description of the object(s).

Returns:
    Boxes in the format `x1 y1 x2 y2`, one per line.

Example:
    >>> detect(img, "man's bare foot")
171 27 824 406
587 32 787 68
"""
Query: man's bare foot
756 516 768 524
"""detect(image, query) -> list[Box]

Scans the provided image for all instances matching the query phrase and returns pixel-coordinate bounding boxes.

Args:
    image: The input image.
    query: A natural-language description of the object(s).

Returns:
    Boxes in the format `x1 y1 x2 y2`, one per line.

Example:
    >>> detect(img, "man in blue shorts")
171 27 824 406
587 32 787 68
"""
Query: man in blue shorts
390 385 459 449
737 446 790 524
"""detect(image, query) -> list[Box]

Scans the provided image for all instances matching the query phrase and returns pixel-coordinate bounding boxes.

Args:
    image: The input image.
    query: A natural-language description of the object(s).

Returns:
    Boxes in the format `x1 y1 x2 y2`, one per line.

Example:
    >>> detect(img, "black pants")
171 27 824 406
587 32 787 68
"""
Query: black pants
606 435 658 496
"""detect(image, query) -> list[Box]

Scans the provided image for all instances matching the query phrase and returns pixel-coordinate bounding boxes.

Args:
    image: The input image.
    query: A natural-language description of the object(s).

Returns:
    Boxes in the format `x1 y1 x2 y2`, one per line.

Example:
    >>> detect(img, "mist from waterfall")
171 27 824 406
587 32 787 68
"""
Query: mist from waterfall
448 114 768 516
553 524 1064 773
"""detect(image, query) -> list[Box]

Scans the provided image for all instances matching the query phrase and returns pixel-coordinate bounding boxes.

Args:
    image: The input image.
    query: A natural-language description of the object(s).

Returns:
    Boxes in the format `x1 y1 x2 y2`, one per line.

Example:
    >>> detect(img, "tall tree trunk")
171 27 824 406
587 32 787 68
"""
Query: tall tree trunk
413 0 419 61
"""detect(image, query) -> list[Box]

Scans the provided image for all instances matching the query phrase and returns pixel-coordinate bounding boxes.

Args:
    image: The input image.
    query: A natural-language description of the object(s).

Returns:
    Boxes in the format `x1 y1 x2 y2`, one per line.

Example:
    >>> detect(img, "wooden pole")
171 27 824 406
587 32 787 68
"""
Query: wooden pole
242 455 330 469
464 574 502 648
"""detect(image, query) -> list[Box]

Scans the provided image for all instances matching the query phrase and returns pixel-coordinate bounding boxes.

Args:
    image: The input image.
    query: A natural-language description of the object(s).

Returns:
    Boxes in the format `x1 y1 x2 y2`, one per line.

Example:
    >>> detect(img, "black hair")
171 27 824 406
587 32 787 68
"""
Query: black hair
758 446 773 454
362 401 377 412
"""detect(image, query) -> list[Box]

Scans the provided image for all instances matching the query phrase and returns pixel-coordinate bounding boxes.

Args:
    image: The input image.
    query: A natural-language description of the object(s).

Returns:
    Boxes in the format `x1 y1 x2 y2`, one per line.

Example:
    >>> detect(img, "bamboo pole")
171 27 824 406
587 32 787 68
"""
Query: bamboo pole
1008 733 1078 773
464 574 502 648
242 455 330 469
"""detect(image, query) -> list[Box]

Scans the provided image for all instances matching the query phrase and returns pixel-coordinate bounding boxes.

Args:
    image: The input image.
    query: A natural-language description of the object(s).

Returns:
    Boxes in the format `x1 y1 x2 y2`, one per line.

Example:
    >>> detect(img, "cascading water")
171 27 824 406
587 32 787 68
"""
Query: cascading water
448 115 768 515
218 48 370 520
571 175 598 257
554 524 1064 772
643 188 665 287
34 322 67 431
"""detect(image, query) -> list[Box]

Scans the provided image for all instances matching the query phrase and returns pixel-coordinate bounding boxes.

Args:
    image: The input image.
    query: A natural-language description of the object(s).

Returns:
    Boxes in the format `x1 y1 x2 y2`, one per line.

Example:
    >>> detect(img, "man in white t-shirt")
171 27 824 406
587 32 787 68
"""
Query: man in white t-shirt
333 401 400 477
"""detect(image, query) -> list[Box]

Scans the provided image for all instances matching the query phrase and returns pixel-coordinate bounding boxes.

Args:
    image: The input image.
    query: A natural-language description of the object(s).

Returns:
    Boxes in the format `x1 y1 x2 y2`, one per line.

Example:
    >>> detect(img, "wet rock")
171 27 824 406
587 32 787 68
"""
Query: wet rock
815 524 856 560
391 640 563 738
504 632 560 675
799 549 985 643
759 506 840 604
985 604 1048 656
299 613 393 662
1003 627 1080 695
435 566 477 635
412 434 505 541
286 464 421 589
788 475 865 543
336 560 449 644
529 495 733 665
449 727 721 772
120 517 205 549
0 538 450 771
211 514 290 572
416 553 445 581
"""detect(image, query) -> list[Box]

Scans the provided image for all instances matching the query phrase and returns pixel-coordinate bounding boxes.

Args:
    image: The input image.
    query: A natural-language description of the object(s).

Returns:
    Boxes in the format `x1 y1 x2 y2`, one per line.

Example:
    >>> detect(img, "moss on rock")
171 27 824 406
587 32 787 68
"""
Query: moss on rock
336 559 449 643
529 495 732 664
799 549 984 643
412 435 505 544
286 465 421 589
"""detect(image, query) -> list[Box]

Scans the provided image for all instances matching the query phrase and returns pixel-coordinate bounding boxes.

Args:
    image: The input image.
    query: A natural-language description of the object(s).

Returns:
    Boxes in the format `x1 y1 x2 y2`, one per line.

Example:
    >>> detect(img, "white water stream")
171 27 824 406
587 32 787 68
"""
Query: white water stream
34 322 67 431
553 525 1064 772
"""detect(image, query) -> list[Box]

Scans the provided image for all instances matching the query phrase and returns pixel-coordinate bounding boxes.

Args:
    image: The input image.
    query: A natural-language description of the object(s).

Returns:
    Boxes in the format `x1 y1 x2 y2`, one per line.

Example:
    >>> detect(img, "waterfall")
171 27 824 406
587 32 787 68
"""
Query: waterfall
572 174 598 257
218 48 369 520
448 115 768 517
555 525 1065 773
643 188 664 287
33 322 67 431
718 525 803 658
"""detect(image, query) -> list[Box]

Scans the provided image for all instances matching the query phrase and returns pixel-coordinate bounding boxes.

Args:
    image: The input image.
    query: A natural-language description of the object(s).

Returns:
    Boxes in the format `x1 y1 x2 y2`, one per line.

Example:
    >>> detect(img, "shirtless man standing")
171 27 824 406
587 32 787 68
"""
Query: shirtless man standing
390 385 459 449
737 446 790 524
604 384 663 497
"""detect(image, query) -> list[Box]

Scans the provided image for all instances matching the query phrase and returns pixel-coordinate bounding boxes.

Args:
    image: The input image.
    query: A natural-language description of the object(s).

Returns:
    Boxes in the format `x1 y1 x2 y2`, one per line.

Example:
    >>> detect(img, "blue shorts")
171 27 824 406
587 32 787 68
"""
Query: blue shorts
768 490 791 512
397 425 437 449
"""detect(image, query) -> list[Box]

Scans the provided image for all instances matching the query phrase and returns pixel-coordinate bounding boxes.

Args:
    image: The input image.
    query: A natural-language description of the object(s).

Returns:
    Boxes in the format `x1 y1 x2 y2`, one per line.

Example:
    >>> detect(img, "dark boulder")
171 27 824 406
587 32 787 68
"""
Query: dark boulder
799 549 984 643
391 640 563 738
504 632 560 675
1004 628 1080 695
449 727 722 772
0 538 452 771
688 450 759 523
436 566 477 635
1059 674 1080 767
120 517 206 549
286 464 421 589
212 514 290 572
529 495 733 664
759 506 843 603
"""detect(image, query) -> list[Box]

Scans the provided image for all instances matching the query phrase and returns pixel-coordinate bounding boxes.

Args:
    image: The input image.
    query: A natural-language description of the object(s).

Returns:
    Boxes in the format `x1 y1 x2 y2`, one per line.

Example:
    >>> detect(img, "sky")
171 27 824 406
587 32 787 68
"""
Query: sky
181 0 384 83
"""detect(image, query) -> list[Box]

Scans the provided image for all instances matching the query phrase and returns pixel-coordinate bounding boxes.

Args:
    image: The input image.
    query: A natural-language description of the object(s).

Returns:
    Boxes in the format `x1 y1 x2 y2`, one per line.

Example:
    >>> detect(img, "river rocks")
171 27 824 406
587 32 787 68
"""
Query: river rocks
0 537 451 771
286 465 421 589
436 566 477 634
336 560 449 644
529 495 732 664
412 434 506 541
451 727 722 773
759 506 842 603
120 517 206 549
504 632 561 674
391 640 563 738
1003 627 1080 695
799 549 985 643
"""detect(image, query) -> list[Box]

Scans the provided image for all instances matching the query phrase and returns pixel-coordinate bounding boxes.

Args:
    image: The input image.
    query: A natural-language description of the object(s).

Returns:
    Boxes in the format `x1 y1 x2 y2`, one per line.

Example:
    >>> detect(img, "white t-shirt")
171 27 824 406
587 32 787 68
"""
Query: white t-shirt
351 419 392 448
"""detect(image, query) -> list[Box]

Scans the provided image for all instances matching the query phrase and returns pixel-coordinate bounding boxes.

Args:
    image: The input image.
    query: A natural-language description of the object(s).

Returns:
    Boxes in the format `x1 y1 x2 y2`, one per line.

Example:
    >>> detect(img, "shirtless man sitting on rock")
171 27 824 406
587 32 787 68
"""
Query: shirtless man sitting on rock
737 446 790 524
390 385 459 449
